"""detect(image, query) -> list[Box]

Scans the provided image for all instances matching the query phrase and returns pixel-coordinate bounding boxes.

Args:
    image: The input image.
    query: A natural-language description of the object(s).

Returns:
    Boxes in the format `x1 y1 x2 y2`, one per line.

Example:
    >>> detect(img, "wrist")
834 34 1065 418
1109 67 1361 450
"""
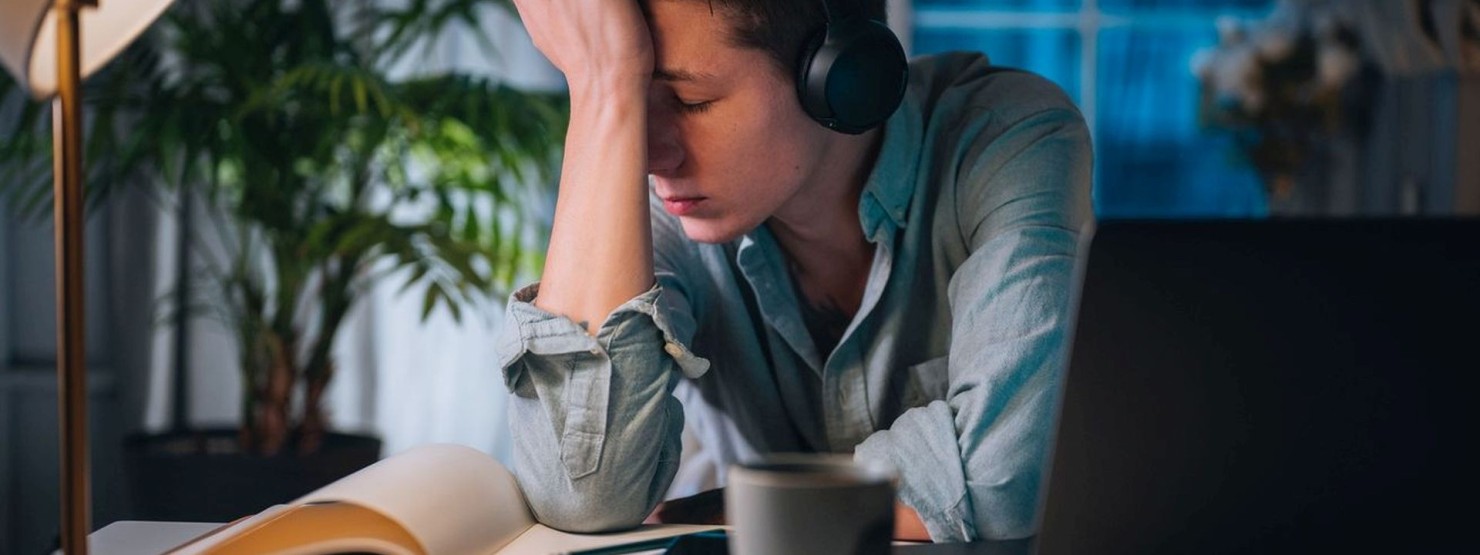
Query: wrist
567 75 648 128
567 71 649 102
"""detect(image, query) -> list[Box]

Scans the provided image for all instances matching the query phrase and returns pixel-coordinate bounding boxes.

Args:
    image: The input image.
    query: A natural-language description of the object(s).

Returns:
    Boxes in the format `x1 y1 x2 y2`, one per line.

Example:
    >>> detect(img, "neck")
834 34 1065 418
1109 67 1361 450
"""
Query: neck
768 126 882 283
769 125 882 321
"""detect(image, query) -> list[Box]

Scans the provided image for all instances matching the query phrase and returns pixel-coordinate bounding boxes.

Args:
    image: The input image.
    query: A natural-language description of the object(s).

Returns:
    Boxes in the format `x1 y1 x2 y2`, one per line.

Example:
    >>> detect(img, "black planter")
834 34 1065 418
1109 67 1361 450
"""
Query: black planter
122 428 383 522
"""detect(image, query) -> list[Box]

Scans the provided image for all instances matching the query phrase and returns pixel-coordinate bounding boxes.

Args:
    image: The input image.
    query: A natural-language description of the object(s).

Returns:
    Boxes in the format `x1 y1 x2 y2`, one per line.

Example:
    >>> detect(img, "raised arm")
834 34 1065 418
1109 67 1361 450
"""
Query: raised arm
514 0 654 332
498 0 700 534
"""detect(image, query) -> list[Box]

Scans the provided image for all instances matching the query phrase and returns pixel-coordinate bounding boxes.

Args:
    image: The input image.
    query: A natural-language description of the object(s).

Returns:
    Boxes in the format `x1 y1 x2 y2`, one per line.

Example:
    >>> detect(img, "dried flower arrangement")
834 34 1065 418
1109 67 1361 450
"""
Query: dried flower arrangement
1191 0 1374 201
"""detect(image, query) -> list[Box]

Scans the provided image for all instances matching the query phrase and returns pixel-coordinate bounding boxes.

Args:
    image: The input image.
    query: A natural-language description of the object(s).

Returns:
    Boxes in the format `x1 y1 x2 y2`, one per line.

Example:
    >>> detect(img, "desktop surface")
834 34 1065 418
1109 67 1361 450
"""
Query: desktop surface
1035 219 1480 554
86 521 1034 554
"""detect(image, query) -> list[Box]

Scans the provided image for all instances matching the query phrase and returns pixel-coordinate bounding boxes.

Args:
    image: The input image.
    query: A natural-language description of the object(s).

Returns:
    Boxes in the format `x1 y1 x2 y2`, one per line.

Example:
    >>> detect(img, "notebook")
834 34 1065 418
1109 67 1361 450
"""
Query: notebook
1034 219 1480 554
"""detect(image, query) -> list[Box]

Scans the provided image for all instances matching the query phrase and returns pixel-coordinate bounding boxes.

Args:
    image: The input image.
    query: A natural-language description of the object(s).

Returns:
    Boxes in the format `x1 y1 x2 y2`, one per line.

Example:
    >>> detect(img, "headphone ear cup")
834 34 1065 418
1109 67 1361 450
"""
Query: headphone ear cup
796 18 908 134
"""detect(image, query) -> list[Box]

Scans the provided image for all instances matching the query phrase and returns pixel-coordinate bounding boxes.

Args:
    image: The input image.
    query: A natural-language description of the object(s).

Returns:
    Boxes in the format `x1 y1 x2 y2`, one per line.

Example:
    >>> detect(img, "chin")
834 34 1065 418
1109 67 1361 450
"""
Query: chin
679 217 753 244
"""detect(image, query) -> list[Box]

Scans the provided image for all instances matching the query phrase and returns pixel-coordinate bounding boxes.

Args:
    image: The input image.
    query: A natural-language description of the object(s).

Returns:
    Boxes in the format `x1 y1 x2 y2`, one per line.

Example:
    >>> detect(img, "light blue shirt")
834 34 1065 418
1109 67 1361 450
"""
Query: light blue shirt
495 52 1093 542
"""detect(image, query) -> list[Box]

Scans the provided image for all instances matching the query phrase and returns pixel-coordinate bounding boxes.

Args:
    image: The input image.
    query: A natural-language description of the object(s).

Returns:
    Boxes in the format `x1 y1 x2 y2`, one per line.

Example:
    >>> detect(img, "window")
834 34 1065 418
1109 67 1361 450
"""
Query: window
913 0 1277 217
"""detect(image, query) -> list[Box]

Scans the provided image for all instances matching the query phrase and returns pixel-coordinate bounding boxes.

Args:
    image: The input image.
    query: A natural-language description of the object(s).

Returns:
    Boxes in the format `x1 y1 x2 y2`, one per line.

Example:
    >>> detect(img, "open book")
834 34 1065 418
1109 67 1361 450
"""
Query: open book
163 443 724 555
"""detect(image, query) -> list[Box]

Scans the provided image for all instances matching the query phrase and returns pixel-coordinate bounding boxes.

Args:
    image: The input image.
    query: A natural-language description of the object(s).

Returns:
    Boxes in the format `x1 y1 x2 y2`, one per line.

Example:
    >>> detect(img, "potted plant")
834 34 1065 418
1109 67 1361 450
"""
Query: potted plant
0 0 565 521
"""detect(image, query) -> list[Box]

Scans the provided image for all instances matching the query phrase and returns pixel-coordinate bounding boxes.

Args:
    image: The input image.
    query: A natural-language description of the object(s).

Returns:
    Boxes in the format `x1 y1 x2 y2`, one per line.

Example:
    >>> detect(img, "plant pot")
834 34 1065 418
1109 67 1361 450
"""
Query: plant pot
122 428 382 522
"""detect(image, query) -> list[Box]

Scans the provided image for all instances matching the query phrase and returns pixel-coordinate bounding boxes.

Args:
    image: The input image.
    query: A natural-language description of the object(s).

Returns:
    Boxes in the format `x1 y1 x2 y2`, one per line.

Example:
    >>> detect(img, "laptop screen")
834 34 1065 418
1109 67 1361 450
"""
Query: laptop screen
1034 219 1480 554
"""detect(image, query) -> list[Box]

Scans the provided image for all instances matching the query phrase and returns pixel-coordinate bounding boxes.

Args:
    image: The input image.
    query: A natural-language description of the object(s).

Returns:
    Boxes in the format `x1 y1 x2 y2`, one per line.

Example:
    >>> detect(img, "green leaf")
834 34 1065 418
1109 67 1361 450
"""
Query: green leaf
397 261 432 297
353 77 369 114
445 292 463 323
421 281 444 321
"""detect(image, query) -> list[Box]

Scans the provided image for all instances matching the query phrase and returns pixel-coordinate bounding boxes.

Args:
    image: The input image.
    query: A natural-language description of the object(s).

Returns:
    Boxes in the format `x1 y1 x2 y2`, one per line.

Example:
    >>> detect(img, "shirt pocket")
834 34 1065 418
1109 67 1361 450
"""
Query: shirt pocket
903 356 951 409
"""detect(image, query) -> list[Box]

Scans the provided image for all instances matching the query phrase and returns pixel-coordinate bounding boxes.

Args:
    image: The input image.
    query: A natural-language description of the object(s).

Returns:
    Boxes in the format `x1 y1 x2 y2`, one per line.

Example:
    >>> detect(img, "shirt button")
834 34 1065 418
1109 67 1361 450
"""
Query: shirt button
663 343 683 357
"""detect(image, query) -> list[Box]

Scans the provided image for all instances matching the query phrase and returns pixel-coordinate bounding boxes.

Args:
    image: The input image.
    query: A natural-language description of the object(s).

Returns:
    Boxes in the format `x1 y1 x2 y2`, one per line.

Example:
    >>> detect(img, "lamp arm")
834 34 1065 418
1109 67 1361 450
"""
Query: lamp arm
52 1 91 553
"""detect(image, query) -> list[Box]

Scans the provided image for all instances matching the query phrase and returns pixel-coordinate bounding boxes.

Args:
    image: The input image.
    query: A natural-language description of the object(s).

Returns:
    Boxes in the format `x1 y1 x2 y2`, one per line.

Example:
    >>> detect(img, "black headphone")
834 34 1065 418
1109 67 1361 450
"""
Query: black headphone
796 0 909 134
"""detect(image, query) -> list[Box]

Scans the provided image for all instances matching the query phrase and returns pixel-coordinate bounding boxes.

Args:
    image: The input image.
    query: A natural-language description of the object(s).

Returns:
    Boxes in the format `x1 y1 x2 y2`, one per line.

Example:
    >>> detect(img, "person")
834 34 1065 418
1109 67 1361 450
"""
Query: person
496 0 1093 542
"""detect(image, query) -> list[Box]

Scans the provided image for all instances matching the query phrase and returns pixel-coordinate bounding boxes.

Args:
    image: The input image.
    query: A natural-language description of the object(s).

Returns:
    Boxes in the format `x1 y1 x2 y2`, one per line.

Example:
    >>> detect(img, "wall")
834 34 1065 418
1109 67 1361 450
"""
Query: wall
1 189 159 554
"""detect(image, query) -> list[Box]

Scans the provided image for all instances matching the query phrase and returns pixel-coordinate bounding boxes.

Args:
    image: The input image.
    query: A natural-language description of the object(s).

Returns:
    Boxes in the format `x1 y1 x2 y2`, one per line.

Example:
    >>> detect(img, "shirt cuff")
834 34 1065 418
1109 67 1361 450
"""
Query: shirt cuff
854 401 979 543
495 282 710 392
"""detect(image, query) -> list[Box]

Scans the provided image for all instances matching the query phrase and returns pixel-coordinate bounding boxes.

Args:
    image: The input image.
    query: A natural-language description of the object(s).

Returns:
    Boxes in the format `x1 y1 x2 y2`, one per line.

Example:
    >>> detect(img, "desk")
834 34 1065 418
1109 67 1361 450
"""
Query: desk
69 522 223 555
894 539 1033 554
81 521 1036 554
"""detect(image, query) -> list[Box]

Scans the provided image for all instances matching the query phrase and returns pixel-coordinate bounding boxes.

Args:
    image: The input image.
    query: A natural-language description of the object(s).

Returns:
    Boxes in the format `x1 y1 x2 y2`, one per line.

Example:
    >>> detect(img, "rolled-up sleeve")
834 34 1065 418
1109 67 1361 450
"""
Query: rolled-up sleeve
855 103 1093 541
496 279 709 532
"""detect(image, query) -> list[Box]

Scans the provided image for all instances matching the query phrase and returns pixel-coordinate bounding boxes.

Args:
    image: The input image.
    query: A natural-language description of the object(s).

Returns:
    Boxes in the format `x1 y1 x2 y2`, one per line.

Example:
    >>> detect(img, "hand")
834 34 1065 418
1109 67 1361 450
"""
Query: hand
645 488 726 525
894 501 930 541
511 0 654 90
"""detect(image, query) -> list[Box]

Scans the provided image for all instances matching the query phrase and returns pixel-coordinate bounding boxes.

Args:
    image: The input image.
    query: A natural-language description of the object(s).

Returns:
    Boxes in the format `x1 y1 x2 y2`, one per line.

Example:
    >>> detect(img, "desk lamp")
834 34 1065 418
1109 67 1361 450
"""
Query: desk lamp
0 0 174 553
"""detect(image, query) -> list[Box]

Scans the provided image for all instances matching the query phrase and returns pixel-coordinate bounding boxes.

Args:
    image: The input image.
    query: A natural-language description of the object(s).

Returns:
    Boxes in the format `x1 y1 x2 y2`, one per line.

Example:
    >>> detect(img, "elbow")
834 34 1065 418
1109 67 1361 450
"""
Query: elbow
513 458 668 533
516 433 677 533
527 491 652 533
965 475 1046 541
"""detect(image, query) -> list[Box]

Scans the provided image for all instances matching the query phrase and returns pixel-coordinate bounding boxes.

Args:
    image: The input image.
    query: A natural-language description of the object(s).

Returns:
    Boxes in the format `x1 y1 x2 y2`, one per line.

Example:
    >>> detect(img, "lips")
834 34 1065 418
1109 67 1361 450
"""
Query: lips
661 196 706 216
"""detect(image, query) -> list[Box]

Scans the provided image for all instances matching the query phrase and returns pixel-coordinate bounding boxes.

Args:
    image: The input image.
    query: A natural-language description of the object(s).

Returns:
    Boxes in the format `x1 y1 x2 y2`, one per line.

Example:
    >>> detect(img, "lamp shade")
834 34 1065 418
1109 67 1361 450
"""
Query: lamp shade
0 0 175 99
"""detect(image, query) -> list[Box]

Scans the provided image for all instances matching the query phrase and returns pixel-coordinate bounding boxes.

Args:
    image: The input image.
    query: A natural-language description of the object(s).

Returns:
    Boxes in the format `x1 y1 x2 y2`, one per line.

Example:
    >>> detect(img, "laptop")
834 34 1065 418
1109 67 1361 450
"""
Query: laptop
1034 219 1480 554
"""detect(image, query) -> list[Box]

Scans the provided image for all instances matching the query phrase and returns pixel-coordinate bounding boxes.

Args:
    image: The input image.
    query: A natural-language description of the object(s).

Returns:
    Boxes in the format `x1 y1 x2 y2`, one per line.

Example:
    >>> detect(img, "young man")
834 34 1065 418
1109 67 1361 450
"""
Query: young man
496 0 1092 542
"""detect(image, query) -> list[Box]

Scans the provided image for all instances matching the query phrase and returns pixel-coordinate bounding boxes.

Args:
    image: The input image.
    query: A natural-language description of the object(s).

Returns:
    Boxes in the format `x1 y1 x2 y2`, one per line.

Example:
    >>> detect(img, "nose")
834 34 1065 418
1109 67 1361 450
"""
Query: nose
647 104 685 176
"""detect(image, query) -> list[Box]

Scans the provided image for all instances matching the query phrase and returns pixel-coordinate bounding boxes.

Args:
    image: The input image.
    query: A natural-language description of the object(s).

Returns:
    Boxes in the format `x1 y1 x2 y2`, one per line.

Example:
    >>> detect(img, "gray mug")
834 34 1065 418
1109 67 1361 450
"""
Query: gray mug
726 453 897 555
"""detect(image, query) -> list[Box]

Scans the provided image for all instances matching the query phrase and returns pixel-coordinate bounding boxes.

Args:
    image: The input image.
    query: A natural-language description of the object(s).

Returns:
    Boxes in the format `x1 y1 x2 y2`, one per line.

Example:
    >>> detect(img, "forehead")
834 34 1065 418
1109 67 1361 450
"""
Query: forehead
645 0 780 83
644 0 742 41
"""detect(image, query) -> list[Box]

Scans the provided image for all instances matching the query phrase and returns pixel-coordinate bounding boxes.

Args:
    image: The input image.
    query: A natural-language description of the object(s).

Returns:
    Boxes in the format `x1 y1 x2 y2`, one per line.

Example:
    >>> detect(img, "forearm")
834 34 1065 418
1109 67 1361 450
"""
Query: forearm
535 79 654 333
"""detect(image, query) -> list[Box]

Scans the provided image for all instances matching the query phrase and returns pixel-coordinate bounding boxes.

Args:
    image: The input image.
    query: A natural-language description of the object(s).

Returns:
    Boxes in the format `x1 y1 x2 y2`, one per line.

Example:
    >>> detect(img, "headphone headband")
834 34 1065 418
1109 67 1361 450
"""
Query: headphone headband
818 0 841 21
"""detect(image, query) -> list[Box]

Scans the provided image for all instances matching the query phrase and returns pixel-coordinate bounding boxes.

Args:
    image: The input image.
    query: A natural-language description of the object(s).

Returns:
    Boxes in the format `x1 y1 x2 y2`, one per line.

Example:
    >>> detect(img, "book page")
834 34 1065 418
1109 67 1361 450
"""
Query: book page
167 505 298 555
160 443 721 555
169 502 423 555
294 443 536 555
498 524 728 555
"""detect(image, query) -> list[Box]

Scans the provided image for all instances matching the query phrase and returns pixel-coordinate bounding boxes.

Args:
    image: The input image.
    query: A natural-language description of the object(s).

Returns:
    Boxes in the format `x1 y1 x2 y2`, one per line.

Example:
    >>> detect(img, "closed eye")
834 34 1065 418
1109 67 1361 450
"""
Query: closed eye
676 99 715 115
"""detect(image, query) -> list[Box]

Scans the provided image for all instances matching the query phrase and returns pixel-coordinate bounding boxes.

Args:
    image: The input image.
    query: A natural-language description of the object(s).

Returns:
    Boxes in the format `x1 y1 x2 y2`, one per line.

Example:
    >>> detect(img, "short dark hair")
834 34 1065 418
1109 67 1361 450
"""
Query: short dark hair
644 0 889 77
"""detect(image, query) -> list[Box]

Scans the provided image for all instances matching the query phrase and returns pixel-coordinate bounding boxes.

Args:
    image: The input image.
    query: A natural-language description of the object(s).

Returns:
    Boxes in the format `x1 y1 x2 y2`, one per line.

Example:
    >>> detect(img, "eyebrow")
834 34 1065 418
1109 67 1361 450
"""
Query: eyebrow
653 68 718 83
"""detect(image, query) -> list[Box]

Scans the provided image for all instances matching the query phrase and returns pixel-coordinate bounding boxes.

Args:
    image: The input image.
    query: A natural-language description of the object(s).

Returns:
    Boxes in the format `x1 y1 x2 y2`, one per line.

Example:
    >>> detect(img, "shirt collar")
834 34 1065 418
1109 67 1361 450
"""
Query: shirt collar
857 86 924 243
